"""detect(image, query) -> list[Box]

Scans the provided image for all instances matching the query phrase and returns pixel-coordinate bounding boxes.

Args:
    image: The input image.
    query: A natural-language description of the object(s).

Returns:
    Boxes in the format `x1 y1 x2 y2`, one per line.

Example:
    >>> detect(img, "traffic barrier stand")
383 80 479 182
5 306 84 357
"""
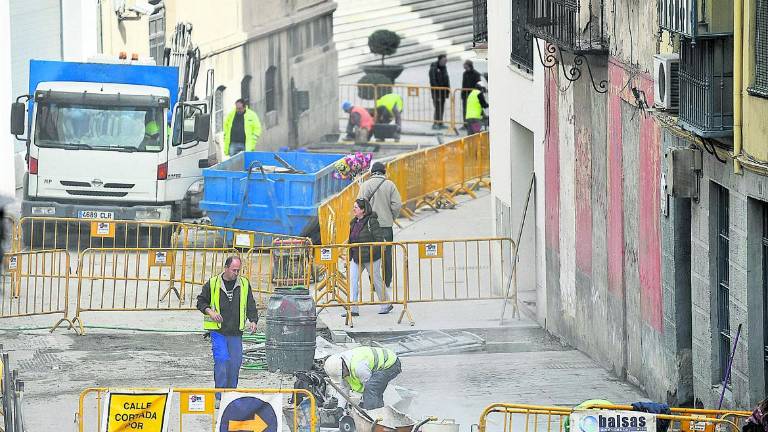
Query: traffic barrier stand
312 242 414 327
338 83 457 130
478 403 744 432
243 240 313 307
401 238 518 317
576 403 753 432
0 250 75 333
76 387 317 432
13 216 309 255
15 217 182 254
71 247 236 335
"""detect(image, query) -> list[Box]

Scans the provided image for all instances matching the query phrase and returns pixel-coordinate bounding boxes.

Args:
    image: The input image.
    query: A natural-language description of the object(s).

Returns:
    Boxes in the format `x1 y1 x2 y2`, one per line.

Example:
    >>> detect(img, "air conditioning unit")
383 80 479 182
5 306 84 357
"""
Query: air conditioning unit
654 53 680 110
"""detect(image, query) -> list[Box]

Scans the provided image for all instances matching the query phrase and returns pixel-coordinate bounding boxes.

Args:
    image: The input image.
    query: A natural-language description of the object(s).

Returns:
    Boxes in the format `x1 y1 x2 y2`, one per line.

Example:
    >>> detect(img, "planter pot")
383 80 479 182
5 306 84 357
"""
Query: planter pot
361 64 405 82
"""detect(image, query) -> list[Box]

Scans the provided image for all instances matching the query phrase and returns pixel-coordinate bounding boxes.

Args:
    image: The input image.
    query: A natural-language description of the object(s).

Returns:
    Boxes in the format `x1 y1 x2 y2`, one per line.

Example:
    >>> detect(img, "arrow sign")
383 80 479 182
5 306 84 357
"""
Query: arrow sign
230 414 268 432
216 393 281 432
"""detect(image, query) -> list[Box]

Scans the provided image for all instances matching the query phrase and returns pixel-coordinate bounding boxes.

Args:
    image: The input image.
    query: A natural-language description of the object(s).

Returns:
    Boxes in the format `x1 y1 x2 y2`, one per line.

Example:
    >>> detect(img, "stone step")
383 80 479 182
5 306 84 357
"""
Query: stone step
339 31 473 67
335 9 471 46
339 42 470 76
336 19 473 59
334 1 470 32
333 0 462 18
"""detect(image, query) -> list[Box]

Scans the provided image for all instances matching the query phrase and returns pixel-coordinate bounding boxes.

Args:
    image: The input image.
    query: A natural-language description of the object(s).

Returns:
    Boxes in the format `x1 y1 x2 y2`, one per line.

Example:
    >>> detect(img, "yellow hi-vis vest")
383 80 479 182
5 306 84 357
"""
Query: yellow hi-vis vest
375 93 403 115
203 275 250 331
345 347 398 393
466 89 484 120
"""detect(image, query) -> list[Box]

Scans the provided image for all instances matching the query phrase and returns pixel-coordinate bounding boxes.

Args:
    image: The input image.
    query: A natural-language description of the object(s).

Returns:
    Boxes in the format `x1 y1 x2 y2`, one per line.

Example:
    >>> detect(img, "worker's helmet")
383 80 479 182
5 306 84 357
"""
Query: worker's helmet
342 101 353 112
324 354 344 382
145 120 161 137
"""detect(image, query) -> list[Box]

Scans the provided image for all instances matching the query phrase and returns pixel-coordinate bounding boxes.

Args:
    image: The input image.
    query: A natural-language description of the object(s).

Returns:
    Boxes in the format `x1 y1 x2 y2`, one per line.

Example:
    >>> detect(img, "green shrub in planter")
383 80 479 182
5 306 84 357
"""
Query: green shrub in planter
357 73 393 100
368 30 401 65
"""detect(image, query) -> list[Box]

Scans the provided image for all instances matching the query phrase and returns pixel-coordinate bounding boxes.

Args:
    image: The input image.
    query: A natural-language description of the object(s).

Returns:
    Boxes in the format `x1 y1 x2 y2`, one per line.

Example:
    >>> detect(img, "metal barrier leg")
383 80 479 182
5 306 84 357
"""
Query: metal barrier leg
50 317 76 334
397 306 415 326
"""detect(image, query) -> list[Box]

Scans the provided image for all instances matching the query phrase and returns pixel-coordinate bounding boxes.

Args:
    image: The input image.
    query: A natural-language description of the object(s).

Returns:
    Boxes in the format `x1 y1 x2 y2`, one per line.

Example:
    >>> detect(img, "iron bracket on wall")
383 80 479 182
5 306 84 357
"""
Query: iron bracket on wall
534 39 608 94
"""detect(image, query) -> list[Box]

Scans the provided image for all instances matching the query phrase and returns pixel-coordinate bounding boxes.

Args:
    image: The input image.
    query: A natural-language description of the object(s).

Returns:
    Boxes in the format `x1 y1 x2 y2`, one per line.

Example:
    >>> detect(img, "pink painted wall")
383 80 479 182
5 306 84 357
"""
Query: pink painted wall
636 75 663 332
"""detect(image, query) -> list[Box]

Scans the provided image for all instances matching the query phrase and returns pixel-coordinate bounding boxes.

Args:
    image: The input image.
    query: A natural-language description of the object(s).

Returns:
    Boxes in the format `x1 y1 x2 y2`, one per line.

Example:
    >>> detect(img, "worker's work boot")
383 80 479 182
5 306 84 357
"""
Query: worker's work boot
378 305 393 314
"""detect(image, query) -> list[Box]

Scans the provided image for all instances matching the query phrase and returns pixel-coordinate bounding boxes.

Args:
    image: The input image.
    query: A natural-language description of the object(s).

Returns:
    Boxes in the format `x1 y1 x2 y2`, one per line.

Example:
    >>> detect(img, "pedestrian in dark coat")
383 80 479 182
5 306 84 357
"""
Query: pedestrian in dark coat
346 198 391 316
428 54 450 129
461 60 482 128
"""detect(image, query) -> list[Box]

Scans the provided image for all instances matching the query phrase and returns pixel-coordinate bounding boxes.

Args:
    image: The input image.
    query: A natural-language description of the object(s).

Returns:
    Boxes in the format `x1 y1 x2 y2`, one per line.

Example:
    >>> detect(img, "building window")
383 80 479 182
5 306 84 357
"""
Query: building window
241 75 252 107
265 67 278 113
763 203 768 394
715 183 731 384
752 0 768 96
510 0 533 72
472 0 487 47
148 9 165 66
214 85 226 133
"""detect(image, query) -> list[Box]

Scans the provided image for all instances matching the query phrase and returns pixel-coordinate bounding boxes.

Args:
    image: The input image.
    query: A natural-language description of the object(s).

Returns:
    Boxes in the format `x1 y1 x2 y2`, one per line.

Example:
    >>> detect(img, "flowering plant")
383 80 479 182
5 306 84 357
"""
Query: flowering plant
333 152 373 180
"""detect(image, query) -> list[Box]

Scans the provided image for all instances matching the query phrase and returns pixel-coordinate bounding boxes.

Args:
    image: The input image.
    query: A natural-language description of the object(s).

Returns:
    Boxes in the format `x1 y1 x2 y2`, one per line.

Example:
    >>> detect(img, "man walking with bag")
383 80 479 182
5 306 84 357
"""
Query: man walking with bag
357 162 402 307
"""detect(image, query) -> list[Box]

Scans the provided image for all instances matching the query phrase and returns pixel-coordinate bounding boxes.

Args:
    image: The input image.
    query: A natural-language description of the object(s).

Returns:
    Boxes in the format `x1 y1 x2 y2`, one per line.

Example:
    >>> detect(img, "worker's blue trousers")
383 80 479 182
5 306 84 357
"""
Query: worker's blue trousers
210 332 243 400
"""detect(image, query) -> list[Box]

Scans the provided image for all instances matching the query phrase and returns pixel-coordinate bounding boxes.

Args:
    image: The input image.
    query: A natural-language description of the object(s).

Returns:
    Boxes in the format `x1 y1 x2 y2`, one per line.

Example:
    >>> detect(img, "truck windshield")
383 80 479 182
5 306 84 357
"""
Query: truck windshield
34 103 165 153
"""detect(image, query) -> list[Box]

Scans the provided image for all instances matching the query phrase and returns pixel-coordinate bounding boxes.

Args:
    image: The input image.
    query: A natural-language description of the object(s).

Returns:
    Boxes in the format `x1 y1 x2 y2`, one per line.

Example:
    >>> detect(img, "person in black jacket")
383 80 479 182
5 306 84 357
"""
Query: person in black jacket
428 54 450 129
461 60 482 129
196 256 258 407
346 198 391 316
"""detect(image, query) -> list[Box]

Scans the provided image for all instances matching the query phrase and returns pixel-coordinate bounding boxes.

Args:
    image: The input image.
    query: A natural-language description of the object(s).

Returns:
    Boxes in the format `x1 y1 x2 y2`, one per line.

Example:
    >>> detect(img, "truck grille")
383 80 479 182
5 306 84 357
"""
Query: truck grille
65 190 128 197
60 181 135 189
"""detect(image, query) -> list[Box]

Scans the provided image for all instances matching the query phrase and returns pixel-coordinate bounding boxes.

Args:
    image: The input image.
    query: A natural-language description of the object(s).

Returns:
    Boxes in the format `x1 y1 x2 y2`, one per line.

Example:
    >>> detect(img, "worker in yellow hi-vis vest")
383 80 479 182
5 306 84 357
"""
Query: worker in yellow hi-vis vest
196 256 258 408
324 347 402 410
375 93 403 141
465 82 489 135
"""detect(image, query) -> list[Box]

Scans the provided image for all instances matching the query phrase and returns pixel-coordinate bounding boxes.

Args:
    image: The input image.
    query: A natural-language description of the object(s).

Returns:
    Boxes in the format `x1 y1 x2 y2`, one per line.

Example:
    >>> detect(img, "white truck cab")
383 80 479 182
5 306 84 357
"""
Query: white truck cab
10 59 211 225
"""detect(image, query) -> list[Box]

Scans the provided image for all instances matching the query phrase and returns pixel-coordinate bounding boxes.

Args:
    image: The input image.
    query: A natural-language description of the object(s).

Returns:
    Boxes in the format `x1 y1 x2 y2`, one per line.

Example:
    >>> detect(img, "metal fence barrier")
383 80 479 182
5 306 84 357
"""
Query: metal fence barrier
401 238 516 312
339 83 456 129
1 250 74 332
312 242 412 327
76 387 316 432
318 132 490 245
13 216 309 254
71 247 236 334
478 404 746 432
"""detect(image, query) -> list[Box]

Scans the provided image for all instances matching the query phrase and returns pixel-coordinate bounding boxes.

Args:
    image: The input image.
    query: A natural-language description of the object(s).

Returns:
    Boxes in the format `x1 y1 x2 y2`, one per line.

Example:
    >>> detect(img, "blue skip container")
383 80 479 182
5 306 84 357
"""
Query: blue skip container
200 151 349 239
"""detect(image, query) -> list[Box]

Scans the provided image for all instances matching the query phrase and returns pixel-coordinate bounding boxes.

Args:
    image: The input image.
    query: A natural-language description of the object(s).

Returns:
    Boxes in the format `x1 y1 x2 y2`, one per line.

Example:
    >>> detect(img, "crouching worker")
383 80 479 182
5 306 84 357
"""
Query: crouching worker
324 346 402 410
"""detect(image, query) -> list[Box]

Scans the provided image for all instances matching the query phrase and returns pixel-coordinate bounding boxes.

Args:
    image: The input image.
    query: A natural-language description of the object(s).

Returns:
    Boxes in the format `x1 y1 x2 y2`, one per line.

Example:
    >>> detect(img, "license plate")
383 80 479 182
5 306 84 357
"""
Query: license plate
78 210 114 220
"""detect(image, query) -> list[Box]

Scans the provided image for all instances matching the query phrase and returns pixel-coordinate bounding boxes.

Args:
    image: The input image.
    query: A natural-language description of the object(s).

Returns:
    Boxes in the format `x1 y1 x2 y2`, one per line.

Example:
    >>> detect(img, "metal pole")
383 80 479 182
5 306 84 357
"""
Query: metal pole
12 380 22 432
717 323 742 409
1 352 12 432
499 173 535 323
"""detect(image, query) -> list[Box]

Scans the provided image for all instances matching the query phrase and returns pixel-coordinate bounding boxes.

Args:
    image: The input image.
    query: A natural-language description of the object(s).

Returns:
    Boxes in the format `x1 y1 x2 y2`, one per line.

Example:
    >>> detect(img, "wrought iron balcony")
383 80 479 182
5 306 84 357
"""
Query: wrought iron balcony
525 0 607 53
511 0 534 71
678 34 734 138
658 0 695 36
473 0 488 47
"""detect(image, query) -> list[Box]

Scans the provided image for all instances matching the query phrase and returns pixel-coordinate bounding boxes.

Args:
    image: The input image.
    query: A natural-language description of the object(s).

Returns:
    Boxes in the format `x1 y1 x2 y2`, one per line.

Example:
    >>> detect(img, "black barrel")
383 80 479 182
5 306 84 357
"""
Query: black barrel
265 287 316 373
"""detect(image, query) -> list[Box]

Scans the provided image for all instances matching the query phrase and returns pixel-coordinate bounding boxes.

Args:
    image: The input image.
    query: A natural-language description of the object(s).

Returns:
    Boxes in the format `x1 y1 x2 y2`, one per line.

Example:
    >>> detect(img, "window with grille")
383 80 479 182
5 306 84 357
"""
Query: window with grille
510 0 533 71
149 10 165 66
241 75 252 107
752 0 768 96
214 86 226 133
265 67 278 113
715 183 731 385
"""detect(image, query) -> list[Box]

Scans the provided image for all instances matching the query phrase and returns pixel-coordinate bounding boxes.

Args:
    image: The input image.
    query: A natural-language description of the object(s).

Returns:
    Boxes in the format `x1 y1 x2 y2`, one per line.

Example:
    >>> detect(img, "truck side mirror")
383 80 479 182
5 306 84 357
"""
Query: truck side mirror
10 103 25 136
194 113 210 142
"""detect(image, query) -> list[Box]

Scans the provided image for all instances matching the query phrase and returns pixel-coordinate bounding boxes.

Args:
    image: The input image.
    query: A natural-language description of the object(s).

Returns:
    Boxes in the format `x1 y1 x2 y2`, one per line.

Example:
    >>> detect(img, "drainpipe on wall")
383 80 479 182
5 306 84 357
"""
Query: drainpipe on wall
733 0 743 174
